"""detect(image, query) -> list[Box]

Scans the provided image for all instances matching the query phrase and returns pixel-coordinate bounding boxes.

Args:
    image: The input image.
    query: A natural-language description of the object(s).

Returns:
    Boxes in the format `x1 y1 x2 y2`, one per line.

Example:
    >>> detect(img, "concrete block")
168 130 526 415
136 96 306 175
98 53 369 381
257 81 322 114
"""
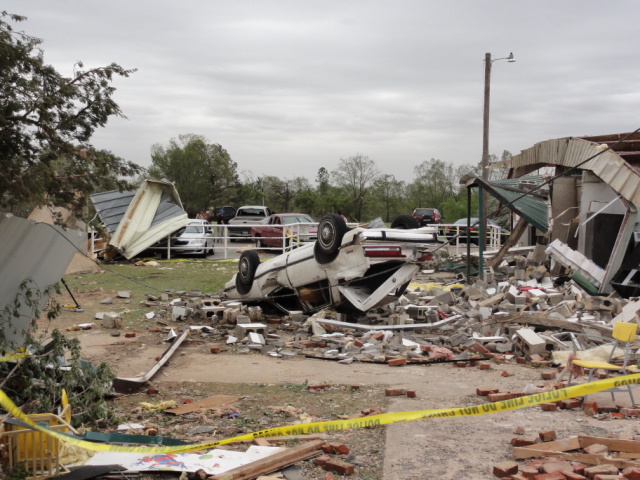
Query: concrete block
516 328 547 355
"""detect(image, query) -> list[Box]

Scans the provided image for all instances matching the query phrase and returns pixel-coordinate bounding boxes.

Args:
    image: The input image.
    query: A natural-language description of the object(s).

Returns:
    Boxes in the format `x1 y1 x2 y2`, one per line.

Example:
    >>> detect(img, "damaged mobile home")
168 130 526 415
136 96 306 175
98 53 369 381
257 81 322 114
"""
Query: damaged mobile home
477 131 640 298
90 179 191 260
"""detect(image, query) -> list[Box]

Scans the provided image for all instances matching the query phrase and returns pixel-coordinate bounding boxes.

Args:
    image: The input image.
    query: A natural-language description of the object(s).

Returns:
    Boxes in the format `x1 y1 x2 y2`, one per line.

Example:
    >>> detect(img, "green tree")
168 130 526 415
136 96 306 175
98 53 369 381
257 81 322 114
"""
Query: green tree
372 174 406 222
331 154 379 221
149 134 239 215
0 12 142 219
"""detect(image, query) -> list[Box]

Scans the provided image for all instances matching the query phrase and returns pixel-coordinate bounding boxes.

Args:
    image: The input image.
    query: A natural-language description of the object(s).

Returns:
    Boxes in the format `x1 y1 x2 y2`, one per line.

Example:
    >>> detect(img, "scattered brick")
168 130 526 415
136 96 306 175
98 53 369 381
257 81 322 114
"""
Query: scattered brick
582 401 598 416
571 462 588 475
541 371 556 380
210 347 221 354
540 402 558 411
468 342 491 356
321 444 333 454
511 435 538 447
513 426 526 435
406 390 417 398
520 465 540 477
539 430 556 442
611 412 626 419
540 460 572 474
591 475 625 480
492 461 519 477
492 355 506 364
323 458 355 476
324 473 335 480
560 398 582 409
146 387 159 395
476 386 500 396
620 407 640 417
583 464 619 478
511 474 528 480
516 356 526 364
478 363 491 370
350 385 360 391
329 443 350 455
124 332 136 338
622 467 640 480
501 371 511 377
314 455 331 466
456 361 468 368
353 339 363 347
560 472 587 480
532 472 565 480
385 388 406 396
388 357 407 366
582 443 608 455
488 392 514 402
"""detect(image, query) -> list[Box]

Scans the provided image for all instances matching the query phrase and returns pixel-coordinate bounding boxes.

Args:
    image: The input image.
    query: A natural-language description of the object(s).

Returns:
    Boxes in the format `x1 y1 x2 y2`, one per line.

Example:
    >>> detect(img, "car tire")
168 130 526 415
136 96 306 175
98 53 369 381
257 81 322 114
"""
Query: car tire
316 214 348 255
236 250 260 295
391 215 420 229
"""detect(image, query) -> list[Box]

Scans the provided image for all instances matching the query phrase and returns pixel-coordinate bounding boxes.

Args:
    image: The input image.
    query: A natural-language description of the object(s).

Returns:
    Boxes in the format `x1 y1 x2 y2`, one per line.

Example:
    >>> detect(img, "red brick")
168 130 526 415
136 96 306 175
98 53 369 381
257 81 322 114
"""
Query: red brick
512 475 528 480
406 390 417 398
571 463 588 475
583 465 619 478
541 371 556 380
592 476 625 480
323 458 355 476
493 461 519 477
560 398 582 409
456 361 468 368
321 444 333 454
370 332 385 341
353 339 363 347
531 360 552 367
478 363 491 370
502 371 511 377
533 473 565 480
516 356 526 364
622 467 640 480
521 465 540 478
513 426 526 435
488 392 514 402
561 473 587 480
620 407 640 417
329 443 350 455
468 342 491 356
541 460 572 474
477 386 500 396
493 354 506 363
387 357 407 366
539 430 556 442
124 332 136 338
611 412 626 419
511 435 538 447
324 473 335 480
314 455 331 466
385 388 406 396
210 347 221 354
582 401 598 416
540 402 558 411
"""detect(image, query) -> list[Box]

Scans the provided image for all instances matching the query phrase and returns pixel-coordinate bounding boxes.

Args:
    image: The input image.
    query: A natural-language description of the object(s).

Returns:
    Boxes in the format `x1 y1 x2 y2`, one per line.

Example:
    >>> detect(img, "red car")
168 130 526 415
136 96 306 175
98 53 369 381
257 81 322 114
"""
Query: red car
411 208 444 225
251 213 317 250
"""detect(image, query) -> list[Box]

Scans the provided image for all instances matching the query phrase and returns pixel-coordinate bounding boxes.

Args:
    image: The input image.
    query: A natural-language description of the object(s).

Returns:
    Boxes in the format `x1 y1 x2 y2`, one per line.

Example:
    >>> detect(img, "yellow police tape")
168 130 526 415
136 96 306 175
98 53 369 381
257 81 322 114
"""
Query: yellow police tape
1 373 639 454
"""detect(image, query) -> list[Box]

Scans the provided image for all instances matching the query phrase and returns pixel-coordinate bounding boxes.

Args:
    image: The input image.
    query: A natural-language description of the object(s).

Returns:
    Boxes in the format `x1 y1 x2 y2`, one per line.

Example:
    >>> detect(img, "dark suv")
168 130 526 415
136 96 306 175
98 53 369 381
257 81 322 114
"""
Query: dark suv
411 208 443 225
215 205 237 224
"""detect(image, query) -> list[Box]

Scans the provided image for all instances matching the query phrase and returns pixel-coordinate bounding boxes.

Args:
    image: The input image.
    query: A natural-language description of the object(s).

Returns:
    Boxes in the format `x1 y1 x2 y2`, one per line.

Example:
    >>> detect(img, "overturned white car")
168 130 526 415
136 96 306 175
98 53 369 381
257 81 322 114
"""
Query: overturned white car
223 214 439 314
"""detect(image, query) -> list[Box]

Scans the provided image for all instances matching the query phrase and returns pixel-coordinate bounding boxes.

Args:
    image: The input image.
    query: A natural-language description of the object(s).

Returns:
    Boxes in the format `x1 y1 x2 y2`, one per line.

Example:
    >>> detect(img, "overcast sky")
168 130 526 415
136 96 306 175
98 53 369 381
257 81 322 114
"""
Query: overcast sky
5 1 640 183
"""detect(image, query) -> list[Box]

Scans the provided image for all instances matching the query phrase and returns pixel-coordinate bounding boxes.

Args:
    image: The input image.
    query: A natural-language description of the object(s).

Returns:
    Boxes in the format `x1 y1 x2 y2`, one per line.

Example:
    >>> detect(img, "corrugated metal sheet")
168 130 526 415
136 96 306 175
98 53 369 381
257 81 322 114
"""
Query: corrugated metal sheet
495 137 640 207
90 179 190 259
466 175 550 233
0 214 86 347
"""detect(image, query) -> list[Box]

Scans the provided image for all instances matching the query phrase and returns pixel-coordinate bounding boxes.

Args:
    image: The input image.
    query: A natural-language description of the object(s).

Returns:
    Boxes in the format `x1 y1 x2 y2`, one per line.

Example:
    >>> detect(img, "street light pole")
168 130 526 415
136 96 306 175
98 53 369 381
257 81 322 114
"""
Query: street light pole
480 52 514 272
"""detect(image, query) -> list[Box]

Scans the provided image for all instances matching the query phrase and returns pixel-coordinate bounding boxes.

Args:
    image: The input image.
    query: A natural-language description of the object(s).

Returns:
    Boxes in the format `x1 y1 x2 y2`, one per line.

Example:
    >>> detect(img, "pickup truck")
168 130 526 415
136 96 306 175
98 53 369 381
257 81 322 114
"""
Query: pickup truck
227 205 272 239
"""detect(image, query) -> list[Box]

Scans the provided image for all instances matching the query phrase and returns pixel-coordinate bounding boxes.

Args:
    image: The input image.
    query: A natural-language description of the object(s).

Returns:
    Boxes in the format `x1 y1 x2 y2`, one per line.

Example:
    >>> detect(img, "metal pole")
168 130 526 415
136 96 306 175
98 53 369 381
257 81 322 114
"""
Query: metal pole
466 187 471 283
481 52 491 258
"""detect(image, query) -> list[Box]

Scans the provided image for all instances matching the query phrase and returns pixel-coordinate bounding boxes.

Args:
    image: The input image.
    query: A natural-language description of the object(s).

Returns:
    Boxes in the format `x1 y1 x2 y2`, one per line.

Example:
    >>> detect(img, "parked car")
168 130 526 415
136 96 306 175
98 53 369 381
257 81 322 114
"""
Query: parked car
412 208 444 225
171 219 215 256
251 213 317 250
445 217 510 245
228 205 272 239
215 206 237 224
223 214 439 314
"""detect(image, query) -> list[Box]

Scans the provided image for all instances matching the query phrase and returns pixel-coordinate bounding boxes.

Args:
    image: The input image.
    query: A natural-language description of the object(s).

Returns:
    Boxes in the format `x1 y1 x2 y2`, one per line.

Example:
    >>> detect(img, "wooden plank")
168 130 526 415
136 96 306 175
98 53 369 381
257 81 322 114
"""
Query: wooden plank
578 435 640 453
512 436 580 458
209 439 325 480
618 452 640 459
165 395 244 415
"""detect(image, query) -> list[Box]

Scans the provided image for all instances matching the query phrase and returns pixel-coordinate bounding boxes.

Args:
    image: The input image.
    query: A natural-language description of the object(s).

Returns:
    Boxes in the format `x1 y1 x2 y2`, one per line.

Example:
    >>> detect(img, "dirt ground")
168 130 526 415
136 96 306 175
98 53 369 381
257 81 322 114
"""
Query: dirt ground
50 282 640 480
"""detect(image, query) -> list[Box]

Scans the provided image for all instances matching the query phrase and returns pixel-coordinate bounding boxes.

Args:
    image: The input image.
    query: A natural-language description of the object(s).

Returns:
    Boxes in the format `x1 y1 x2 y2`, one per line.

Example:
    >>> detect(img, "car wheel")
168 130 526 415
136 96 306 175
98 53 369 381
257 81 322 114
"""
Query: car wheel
317 214 347 255
236 251 260 295
391 215 420 229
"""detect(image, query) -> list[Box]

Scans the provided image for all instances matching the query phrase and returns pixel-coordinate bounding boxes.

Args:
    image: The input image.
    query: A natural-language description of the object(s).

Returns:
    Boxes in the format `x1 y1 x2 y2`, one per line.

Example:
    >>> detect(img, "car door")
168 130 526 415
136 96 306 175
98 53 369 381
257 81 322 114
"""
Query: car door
264 216 281 247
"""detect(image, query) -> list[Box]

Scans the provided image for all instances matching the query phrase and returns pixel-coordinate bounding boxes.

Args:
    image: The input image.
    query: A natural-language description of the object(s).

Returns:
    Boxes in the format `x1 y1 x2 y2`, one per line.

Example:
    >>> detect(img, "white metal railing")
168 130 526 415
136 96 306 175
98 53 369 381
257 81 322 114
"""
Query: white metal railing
438 223 505 255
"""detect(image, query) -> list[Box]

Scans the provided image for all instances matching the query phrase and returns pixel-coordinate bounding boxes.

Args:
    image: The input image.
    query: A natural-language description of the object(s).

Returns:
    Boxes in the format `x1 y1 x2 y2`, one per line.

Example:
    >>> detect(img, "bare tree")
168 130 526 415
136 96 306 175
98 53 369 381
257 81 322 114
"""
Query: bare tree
331 154 379 221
